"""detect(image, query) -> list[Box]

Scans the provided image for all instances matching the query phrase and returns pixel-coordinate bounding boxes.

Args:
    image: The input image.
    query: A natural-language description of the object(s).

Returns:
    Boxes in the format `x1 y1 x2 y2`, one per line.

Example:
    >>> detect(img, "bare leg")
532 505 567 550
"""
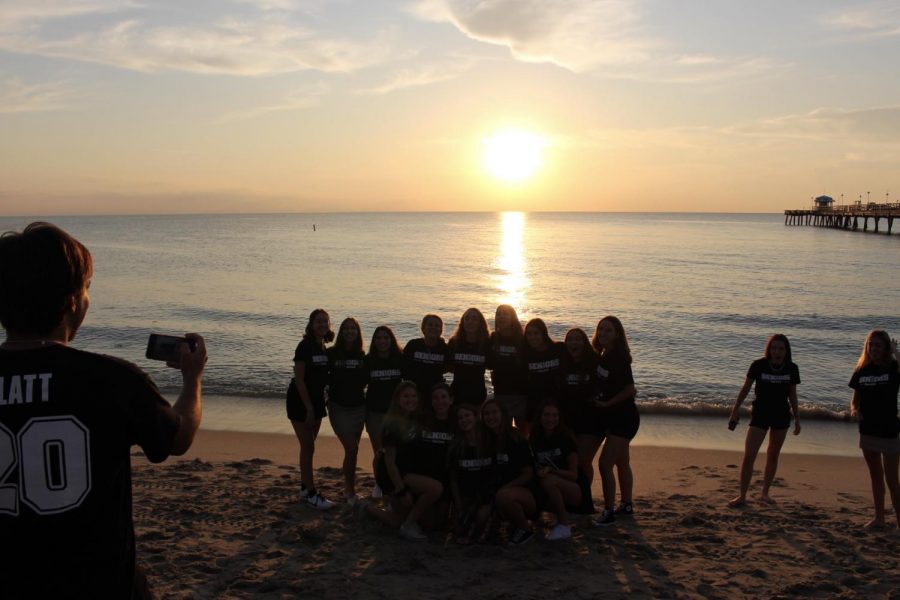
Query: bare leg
576 434 603 486
729 426 767 507
403 474 444 526
863 449 886 528
365 497 405 527
540 474 581 526
336 430 362 498
496 486 537 530
599 435 630 510
291 418 322 491
761 428 788 503
882 453 900 528
615 442 633 504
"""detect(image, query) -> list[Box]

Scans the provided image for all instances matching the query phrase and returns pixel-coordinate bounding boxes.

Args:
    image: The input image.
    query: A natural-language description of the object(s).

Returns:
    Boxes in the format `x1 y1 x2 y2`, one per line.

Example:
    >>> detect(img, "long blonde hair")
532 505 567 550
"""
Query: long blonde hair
856 330 892 370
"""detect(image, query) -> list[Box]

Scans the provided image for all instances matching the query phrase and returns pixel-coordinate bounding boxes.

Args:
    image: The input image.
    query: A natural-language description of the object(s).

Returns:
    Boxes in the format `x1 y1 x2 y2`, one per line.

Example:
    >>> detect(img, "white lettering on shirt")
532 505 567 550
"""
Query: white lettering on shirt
536 448 562 467
596 366 609 378
334 359 363 369
529 359 560 372
566 374 589 385
760 373 791 383
421 431 453 443
311 355 328 365
414 351 445 365
370 369 401 380
0 373 53 406
458 457 493 469
497 345 516 356
859 374 891 386
454 353 485 365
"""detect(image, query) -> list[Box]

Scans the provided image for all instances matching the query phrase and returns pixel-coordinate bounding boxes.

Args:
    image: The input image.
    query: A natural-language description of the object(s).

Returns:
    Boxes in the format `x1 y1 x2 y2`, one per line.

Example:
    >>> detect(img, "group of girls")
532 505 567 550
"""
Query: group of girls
363 382 596 542
287 306 640 530
728 330 900 530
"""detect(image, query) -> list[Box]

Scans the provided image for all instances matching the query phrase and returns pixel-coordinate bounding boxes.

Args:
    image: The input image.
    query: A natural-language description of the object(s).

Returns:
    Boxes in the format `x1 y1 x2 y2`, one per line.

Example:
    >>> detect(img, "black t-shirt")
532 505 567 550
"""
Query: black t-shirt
380 415 419 475
451 441 494 500
0 345 179 598
595 351 635 410
365 353 404 413
849 360 900 438
412 418 454 479
293 337 330 405
402 338 447 395
447 338 489 401
530 432 577 472
747 358 800 412
560 353 598 418
524 342 566 401
489 332 526 395
494 432 533 488
327 347 367 408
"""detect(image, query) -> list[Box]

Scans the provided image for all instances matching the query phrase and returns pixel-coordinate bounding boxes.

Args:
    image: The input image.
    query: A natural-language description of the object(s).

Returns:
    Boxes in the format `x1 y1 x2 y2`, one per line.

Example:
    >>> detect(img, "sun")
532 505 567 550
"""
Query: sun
483 129 546 182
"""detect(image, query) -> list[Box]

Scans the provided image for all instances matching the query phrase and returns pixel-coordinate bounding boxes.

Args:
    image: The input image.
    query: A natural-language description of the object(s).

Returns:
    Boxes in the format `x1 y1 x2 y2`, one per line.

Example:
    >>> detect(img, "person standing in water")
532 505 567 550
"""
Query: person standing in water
728 334 801 507
849 330 900 529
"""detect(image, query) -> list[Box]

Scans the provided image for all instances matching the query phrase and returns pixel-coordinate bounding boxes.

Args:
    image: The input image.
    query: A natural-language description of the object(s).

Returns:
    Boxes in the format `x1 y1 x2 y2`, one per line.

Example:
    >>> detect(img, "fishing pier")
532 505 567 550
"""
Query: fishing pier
785 195 899 235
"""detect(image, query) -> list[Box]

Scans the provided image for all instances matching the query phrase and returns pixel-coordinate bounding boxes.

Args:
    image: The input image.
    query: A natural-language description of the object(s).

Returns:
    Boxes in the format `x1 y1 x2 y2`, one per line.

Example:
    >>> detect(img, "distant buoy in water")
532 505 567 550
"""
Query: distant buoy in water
313 224 316 232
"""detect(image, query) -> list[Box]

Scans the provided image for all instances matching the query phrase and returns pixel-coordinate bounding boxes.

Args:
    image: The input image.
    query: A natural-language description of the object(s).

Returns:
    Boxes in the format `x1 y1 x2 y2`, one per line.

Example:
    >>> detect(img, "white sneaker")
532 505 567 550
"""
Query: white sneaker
399 522 428 541
546 523 571 541
372 485 384 499
306 492 335 511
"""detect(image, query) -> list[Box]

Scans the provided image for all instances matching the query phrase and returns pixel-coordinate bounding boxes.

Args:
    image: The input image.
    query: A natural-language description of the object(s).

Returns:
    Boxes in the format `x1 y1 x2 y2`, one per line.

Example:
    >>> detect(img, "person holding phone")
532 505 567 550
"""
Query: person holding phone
0 223 207 598
327 317 368 504
849 330 900 529
727 333 801 507
287 308 335 510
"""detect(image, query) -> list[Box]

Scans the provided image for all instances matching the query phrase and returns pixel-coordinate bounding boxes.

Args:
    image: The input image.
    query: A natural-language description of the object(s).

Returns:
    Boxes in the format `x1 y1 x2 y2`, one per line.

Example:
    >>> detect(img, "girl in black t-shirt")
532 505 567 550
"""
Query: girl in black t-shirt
849 330 900 529
522 318 565 434
561 328 603 487
327 317 368 504
591 316 638 526
449 404 494 544
727 334 801 507
447 307 491 404
287 308 335 511
490 304 528 428
366 381 444 541
365 325 404 497
482 399 536 546
529 402 589 541
402 314 448 400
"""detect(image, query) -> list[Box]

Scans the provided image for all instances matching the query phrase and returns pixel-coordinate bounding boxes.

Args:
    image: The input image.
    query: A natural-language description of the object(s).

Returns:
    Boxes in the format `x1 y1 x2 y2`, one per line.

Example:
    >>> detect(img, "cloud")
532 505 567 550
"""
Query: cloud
0 78 76 113
410 0 785 84
821 1 900 38
0 1 397 75
355 58 474 95
220 81 329 120
727 105 900 143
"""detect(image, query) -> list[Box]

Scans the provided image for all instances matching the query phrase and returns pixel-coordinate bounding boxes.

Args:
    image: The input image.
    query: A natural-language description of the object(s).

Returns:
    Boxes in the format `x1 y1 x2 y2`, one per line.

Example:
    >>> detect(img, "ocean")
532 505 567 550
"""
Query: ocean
2 212 897 453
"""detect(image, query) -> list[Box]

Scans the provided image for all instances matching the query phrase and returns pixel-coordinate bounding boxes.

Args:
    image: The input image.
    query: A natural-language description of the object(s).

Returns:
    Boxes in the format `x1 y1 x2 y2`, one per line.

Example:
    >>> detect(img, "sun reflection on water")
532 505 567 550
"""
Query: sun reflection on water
496 211 528 310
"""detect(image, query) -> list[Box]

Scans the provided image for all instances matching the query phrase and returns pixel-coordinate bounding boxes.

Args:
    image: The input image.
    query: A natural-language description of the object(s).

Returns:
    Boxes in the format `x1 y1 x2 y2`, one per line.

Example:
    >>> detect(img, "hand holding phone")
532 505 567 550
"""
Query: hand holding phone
146 334 195 362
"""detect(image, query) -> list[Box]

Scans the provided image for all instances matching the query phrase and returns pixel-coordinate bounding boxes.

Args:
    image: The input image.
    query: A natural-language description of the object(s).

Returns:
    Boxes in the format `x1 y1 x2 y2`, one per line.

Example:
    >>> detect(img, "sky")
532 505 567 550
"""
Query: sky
1 0 899 214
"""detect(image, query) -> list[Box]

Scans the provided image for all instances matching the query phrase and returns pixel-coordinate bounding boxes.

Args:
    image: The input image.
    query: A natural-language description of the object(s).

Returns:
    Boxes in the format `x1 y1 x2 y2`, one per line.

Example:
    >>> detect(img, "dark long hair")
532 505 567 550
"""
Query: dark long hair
303 308 335 343
493 304 523 345
451 403 490 460
450 307 490 346
334 317 363 353
591 315 632 365
523 318 555 350
564 327 597 365
382 381 421 435
764 333 792 364
528 400 574 445
367 325 403 359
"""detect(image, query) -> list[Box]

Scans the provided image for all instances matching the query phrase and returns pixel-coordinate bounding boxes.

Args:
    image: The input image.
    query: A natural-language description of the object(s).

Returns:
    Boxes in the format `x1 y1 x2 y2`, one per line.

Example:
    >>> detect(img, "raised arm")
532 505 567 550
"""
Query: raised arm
170 333 207 456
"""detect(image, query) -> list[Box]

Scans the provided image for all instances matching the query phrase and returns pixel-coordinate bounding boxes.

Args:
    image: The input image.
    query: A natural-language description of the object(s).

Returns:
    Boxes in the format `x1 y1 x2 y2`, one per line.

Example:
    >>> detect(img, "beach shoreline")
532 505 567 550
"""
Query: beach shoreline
133 430 899 599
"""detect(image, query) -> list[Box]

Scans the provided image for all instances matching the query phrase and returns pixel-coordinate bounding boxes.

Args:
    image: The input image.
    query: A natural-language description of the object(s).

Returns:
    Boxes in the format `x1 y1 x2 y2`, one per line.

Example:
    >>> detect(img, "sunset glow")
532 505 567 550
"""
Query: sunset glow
483 130 546 183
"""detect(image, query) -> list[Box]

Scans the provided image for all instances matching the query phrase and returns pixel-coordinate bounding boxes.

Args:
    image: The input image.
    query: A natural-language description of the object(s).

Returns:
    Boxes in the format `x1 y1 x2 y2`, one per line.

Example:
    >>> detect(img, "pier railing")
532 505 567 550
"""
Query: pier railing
784 202 899 234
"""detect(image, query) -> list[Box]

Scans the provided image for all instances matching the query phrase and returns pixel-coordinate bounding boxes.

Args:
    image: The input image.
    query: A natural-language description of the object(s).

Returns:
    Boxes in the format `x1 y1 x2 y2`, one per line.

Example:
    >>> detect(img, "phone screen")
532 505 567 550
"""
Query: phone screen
146 334 188 362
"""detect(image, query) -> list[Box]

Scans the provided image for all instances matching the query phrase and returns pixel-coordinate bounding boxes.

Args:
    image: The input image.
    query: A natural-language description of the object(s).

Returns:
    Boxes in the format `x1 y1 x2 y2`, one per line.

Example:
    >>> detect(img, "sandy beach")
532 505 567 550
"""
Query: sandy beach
132 429 900 599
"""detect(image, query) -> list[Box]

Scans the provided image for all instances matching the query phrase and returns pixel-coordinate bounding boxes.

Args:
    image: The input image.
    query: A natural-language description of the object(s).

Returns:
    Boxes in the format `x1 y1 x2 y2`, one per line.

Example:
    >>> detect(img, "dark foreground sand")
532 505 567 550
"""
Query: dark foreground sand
132 431 900 599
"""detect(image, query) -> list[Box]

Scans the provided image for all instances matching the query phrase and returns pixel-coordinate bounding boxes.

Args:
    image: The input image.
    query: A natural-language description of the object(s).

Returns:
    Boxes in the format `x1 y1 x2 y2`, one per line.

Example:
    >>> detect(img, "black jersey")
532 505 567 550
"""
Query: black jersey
293 337 330 405
402 338 447 396
850 360 900 438
327 347 367 408
494 431 533 488
412 418 454 479
380 415 420 475
447 338 489 404
530 432 577 472
489 332 526 395
0 345 179 598
747 358 800 411
451 441 494 501
524 342 565 401
595 351 635 407
559 352 598 423
365 353 403 413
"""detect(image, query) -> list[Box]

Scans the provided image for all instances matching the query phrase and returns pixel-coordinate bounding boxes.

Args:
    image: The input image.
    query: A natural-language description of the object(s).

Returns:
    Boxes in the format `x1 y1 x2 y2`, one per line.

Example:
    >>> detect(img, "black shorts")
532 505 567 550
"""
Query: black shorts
286 378 326 422
607 402 640 440
571 405 608 437
749 404 790 430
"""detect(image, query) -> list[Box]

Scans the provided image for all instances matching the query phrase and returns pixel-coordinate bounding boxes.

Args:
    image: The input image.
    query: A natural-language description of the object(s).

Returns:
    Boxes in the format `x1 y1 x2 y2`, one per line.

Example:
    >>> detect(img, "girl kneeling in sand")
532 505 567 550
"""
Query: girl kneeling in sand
529 402 593 541
849 330 900 529
365 381 444 540
482 399 537 545
449 404 494 543
728 334 801 507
